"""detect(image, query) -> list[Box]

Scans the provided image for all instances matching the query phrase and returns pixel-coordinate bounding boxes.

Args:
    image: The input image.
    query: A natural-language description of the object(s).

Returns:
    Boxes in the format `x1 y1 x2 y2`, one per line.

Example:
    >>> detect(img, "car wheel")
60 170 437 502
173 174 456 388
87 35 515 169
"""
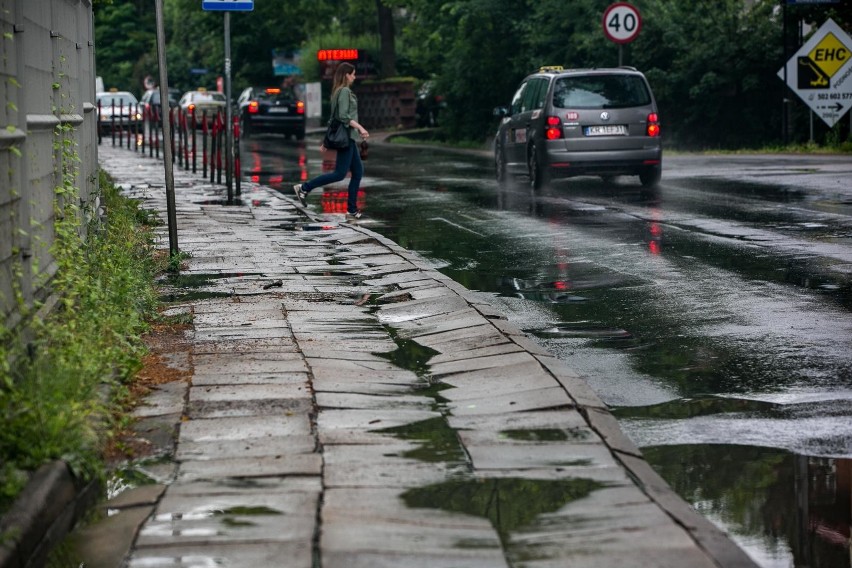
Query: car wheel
640 165 661 188
296 128 305 141
240 118 252 139
495 144 508 185
529 143 548 190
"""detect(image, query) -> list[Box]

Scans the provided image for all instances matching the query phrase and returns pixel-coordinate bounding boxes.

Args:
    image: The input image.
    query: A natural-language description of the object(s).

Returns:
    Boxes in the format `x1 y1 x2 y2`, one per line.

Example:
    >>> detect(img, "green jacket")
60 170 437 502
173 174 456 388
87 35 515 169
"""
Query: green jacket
332 87 362 142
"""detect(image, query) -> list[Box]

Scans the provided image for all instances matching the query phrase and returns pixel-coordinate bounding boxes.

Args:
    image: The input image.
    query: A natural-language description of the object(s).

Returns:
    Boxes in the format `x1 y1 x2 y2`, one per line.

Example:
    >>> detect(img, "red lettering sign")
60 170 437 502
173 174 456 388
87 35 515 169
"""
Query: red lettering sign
317 49 359 61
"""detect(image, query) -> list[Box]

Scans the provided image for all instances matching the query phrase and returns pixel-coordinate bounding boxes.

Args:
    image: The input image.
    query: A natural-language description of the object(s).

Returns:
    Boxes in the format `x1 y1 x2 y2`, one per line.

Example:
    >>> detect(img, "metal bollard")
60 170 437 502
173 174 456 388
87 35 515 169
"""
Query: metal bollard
233 115 241 196
202 111 208 179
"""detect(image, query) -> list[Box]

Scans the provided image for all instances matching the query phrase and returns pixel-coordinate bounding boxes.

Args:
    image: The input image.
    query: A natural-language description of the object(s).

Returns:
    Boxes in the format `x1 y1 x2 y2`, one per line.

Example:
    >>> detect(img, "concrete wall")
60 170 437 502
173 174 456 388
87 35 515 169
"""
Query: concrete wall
0 0 97 328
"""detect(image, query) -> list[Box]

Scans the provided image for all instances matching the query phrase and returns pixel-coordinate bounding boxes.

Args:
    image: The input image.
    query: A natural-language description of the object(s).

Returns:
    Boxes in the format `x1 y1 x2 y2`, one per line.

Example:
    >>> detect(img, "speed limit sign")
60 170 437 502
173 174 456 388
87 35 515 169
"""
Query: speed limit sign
603 2 642 44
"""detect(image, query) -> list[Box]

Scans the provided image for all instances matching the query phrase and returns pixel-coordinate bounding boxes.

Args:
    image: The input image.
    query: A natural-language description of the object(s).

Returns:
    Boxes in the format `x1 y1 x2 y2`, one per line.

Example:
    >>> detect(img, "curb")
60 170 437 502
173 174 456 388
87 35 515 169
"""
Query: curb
0 461 99 568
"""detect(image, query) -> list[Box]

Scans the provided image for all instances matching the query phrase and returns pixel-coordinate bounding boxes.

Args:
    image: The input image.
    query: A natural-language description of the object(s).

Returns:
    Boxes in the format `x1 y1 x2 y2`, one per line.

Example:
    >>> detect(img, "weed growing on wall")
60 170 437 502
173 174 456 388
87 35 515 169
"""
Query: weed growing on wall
0 163 160 515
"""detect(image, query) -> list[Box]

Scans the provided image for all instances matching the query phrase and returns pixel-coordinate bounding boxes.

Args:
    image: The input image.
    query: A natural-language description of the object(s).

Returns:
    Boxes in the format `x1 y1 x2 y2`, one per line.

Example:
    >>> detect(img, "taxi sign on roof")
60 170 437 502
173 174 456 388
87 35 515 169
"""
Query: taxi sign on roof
778 18 852 127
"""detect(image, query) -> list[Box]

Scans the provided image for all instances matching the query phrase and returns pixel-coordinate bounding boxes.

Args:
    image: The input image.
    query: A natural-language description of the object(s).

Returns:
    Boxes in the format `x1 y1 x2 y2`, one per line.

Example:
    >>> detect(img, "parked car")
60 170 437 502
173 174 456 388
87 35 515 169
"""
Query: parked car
494 66 662 189
178 89 227 122
139 87 180 117
96 90 141 133
236 86 305 139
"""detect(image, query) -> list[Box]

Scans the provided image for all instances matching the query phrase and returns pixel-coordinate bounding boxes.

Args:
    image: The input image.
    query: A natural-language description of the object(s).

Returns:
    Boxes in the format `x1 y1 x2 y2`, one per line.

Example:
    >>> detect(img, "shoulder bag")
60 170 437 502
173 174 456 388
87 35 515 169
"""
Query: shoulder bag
323 89 350 150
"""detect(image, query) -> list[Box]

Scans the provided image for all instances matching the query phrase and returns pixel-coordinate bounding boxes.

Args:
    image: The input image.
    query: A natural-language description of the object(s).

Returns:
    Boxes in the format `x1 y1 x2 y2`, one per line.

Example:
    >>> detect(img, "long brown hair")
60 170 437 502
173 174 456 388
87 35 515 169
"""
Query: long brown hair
331 62 355 100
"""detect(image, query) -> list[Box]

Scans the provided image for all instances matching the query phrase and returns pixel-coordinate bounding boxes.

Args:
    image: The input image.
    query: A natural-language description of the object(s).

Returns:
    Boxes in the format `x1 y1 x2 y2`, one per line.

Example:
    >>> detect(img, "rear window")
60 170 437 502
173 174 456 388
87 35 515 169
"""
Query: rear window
194 92 226 102
253 88 297 102
552 75 651 109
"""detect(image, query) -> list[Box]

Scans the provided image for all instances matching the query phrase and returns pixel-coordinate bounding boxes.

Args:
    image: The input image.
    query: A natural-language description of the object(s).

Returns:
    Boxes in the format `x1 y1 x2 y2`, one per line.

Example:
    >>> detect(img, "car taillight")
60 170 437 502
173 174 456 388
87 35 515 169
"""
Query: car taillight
248 101 259 114
188 103 196 113
296 101 305 114
545 116 563 140
647 113 660 137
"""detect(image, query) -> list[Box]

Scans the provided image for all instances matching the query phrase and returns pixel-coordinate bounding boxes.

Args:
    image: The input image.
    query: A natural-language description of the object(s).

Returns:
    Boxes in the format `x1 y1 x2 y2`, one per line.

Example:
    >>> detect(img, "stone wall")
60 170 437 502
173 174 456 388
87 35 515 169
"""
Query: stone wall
0 0 97 328
353 80 417 130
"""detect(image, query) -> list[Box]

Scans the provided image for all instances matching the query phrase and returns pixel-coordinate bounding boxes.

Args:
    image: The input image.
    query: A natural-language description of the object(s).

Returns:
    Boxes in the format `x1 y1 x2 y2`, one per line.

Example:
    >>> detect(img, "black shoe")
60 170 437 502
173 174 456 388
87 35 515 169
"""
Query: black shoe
345 210 362 221
293 184 307 206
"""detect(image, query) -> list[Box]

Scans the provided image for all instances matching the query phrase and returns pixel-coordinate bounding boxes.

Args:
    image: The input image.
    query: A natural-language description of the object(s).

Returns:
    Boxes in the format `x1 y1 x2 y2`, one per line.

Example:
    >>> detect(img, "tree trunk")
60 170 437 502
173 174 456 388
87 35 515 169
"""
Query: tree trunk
376 0 396 78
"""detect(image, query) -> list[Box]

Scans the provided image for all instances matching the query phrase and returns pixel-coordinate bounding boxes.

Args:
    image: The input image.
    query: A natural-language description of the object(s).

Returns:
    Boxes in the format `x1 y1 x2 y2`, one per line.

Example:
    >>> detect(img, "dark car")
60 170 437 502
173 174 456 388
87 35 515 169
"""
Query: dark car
494 66 662 189
237 86 305 139
139 87 180 117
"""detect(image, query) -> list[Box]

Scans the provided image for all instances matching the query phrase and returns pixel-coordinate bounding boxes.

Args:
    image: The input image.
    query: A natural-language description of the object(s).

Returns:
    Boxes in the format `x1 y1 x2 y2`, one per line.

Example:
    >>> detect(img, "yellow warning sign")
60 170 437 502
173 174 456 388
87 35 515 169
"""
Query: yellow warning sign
808 32 850 78
779 18 852 128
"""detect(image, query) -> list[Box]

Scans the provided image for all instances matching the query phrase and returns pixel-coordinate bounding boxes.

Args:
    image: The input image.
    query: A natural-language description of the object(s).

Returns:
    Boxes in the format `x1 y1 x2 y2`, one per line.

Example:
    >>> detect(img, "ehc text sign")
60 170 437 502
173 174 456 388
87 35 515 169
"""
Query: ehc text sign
778 18 852 127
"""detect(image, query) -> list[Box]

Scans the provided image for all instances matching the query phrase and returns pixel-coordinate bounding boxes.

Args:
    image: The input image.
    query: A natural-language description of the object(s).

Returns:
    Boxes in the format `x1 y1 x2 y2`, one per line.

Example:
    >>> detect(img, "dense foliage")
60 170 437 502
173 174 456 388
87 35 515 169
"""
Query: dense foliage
93 0 852 149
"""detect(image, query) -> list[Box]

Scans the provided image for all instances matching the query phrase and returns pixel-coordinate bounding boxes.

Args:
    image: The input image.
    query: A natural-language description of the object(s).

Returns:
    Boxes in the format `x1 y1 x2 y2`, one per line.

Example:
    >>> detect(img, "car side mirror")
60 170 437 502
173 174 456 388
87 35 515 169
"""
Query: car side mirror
493 106 510 118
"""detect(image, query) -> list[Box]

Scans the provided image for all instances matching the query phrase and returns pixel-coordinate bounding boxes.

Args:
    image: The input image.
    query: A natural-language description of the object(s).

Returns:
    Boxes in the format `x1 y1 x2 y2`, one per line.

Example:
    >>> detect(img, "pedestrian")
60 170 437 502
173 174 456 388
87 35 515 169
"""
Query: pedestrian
293 62 369 220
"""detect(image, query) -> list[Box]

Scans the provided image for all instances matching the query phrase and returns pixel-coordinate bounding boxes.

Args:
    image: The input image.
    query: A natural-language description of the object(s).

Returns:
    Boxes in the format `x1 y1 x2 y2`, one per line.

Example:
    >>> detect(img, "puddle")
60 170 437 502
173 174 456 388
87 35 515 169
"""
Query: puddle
529 324 633 341
276 222 338 231
374 326 439 380
402 477 603 549
378 417 467 464
644 444 852 568
501 428 590 442
612 395 778 420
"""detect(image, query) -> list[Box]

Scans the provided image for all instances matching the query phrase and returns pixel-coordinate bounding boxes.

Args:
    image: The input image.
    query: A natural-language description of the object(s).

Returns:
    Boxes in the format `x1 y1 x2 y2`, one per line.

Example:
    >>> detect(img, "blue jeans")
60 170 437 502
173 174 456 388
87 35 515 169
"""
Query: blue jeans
303 140 363 214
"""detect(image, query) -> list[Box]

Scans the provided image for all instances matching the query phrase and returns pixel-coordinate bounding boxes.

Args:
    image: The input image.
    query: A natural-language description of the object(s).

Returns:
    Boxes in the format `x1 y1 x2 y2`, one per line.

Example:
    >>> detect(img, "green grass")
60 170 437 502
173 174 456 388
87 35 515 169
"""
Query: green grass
0 169 161 515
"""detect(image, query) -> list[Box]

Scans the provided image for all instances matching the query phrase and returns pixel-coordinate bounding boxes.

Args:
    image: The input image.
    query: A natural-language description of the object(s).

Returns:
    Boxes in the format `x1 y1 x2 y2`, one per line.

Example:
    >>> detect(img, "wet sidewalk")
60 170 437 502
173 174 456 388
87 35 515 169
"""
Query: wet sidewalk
91 142 758 568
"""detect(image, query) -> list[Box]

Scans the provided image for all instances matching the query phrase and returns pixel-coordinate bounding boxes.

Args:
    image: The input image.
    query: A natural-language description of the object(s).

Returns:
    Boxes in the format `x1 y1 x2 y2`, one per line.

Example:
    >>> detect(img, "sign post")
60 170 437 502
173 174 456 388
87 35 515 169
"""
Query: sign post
155 0 178 257
602 2 642 66
202 0 254 202
777 18 852 129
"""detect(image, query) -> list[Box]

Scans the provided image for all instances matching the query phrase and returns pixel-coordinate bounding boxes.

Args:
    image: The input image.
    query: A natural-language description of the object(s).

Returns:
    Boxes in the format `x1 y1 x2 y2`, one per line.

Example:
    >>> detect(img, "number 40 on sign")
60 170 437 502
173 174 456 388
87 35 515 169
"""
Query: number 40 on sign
603 2 642 44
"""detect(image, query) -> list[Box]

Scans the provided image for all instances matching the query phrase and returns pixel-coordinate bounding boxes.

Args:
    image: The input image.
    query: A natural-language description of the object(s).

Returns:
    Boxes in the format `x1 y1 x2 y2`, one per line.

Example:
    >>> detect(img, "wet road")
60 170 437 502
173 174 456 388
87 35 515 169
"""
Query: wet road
241 135 852 568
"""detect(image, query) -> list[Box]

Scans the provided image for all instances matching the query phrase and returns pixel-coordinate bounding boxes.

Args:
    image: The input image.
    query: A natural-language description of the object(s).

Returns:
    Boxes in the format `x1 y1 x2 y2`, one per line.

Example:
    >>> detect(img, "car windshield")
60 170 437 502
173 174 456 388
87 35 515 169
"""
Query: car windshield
552 75 650 109
98 93 137 106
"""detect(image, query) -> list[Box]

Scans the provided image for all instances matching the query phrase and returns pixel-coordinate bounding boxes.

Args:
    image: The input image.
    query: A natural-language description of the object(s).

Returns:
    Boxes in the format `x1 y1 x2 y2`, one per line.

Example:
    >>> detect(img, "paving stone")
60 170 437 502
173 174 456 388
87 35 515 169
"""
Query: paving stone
316 392 431 411
323 445 448 488
132 381 189 418
192 358 308 374
177 453 322 480
177 435 316 460
130 541 313 567
427 341 521 365
187 397 313 419
179 415 312 442
447 386 574 416
191 371 309 386
317 408 440 431
436 358 553 388
190 338 298 354
430 351 538 377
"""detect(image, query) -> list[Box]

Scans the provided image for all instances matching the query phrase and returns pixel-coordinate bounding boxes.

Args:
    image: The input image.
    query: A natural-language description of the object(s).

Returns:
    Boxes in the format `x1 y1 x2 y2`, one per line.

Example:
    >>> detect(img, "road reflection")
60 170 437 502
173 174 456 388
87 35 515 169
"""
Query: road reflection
644 445 851 568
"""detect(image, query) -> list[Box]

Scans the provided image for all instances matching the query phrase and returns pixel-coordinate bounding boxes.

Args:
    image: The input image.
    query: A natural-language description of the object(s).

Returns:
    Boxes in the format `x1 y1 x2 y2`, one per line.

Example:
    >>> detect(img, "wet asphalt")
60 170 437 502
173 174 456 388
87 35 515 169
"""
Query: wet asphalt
76 141 763 568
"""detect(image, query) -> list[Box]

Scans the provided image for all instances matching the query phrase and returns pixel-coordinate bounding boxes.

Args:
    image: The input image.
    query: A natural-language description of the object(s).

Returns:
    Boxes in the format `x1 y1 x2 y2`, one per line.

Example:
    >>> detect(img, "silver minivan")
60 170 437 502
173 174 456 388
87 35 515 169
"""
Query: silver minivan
494 66 662 188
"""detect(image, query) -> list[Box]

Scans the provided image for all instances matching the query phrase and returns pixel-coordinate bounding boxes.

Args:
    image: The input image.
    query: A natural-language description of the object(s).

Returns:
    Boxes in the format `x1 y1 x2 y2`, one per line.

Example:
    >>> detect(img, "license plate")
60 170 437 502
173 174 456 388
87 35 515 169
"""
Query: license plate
268 108 290 114
584 125 627 136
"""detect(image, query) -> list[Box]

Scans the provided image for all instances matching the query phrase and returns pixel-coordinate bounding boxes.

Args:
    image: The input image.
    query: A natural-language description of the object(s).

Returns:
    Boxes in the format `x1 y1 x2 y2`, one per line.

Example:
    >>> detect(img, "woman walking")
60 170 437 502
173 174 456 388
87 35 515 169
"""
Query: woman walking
293 62 369 220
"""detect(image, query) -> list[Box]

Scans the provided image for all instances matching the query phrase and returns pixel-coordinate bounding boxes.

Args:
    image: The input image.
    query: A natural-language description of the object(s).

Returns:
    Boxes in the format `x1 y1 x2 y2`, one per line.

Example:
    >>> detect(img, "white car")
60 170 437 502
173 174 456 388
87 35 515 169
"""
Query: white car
96 90 141 133
178 90 227 122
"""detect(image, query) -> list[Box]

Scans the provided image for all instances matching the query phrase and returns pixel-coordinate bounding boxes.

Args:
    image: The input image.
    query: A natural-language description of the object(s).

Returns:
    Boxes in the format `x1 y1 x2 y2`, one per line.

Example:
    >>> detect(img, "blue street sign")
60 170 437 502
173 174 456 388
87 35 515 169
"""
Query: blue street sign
202 0 254 11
